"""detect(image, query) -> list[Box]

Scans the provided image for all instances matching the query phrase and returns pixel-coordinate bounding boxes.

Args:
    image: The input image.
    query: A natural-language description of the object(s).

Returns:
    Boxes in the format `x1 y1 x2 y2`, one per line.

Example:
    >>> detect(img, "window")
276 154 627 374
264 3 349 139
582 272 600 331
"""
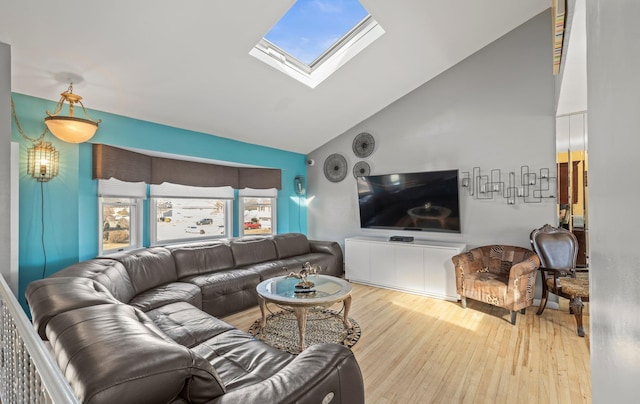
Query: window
150 183 234 245
264 0 370 65
239 188 277 236
250 0 384 88
98 179 145 255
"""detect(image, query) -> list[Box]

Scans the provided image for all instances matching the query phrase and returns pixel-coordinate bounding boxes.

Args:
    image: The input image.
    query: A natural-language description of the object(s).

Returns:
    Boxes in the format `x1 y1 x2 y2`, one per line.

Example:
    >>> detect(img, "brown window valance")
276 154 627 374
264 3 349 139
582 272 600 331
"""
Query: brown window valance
93 144 281 190
238 167 282 190
92 144 151 183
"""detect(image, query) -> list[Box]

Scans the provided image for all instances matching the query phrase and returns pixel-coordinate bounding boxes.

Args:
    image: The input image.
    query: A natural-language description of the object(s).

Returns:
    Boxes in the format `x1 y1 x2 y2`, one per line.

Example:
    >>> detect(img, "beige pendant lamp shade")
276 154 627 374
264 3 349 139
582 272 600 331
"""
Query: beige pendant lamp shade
44 83 101 143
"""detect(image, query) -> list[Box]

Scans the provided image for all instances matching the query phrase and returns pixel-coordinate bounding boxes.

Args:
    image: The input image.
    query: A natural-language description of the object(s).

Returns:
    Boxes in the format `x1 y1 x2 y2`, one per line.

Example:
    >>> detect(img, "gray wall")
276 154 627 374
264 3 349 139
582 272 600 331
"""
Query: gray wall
555 0 577 110
307 11 556 250
587 1 640 401
0 42 13 291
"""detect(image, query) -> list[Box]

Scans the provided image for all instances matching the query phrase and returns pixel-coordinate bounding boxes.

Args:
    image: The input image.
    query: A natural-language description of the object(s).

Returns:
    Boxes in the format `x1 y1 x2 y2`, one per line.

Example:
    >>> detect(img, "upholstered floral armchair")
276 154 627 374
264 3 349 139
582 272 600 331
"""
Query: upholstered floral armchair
451 245 540 324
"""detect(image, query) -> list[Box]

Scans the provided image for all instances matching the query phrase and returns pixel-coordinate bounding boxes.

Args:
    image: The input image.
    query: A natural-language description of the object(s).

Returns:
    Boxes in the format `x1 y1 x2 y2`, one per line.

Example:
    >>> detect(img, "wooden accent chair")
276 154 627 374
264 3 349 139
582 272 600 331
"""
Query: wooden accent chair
530 224 590 336
451 246 540 325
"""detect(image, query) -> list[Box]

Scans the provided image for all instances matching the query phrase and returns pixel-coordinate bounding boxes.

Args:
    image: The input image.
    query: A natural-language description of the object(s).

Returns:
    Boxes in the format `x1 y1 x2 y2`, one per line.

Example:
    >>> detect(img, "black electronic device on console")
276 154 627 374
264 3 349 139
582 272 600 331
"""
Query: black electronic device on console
389 235 414 242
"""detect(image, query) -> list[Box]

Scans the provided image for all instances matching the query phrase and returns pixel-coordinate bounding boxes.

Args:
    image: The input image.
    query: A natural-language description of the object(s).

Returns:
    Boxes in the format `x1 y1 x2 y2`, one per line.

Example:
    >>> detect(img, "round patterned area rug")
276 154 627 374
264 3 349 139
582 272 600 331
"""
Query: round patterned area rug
248 309 361 354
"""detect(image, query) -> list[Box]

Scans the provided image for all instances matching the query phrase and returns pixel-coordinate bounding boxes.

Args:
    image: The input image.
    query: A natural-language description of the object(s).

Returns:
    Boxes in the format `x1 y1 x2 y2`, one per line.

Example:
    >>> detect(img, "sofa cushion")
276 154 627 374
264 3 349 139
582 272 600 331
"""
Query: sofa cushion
45 304 225 404
461 271 511 307
108 247 178 294
26 277 120 339
171 243 235 279
145 302 235 348
271 233 311 259
49 258 136 303
185 270 261 317
242 260 289 281
192 328 293 392
128 282 202 312
230 238 277 267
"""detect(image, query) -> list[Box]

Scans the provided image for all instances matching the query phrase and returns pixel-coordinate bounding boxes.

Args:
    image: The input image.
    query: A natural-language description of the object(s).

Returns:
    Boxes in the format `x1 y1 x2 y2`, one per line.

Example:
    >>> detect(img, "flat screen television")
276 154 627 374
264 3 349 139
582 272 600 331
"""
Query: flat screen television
356 169 461 233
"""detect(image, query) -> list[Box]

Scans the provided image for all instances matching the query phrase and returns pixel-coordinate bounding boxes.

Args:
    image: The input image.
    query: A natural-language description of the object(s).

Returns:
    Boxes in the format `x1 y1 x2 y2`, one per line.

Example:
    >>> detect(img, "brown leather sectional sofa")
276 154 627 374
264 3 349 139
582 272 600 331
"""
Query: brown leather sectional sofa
26 233 364 404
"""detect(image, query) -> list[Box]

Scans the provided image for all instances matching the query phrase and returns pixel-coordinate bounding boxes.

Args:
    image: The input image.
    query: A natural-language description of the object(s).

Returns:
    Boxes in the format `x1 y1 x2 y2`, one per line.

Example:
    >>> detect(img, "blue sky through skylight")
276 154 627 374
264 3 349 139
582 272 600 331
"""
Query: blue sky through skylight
264 0 369 65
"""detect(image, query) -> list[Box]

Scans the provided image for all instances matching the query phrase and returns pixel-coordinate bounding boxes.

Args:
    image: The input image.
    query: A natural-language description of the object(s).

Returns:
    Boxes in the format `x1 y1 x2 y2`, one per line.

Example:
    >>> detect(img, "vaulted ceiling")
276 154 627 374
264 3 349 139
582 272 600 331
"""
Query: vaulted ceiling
1 1 549 154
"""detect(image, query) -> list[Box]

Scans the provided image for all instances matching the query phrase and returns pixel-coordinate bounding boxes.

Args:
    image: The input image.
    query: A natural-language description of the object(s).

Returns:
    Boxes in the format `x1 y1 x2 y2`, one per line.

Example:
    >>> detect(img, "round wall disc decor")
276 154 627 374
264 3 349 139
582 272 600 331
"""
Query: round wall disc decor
323 153 348 183
352 132 375 158
353 161 371 178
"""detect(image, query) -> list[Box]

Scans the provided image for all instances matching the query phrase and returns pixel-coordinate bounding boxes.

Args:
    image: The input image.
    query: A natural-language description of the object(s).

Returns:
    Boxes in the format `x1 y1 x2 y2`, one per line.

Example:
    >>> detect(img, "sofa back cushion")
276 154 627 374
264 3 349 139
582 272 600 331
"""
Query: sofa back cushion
108 247 178 294
50 258 136 303
472 245 538 274
46 304 225 404
26 277 120 340
171 243 235 278
271 233 311 259
230 238 278 267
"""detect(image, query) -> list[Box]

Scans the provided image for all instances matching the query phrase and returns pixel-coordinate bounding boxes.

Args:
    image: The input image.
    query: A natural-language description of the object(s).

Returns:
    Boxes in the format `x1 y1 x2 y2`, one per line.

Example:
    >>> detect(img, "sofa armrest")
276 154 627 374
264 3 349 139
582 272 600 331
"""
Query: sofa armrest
309 240 343 260
508 254 541 279
506 254 540 311
211 343 364 404
451 251 483 276
309 240 344 277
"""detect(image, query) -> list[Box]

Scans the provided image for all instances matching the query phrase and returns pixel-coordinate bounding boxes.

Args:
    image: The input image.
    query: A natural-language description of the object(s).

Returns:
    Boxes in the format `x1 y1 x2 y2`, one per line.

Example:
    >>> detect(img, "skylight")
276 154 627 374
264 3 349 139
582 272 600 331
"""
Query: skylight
250 0 384 88
264 0 369 65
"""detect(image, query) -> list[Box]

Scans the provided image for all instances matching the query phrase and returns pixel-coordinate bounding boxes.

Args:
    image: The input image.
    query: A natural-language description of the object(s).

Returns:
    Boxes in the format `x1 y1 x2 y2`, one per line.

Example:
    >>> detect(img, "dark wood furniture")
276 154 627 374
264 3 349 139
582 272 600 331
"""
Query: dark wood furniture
530 224 590 336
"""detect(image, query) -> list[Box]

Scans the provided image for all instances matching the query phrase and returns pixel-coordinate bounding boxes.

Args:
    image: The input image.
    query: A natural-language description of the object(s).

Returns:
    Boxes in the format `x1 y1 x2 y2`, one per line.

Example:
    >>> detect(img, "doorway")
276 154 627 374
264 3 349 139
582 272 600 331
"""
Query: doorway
556 112 588 268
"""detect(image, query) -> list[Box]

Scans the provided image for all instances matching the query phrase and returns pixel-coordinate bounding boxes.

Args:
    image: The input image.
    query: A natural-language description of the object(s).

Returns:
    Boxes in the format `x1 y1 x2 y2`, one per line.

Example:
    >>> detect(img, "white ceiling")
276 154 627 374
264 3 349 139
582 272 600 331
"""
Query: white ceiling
0 0 549 154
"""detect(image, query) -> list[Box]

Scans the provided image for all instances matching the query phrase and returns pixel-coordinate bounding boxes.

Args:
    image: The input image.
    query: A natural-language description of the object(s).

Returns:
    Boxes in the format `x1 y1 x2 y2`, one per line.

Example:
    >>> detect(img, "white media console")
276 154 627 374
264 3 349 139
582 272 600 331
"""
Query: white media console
345 236 466 301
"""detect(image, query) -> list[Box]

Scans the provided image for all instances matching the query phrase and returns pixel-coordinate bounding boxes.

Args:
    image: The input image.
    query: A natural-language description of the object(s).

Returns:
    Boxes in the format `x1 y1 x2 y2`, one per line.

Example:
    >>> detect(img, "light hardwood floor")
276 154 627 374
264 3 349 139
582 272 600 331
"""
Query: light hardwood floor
222 283 591 404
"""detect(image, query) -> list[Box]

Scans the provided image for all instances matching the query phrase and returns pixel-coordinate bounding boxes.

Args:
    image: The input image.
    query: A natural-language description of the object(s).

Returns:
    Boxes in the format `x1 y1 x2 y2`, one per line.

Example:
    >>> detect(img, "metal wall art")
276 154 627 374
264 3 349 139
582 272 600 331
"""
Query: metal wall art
352 132 375 158
352 161 371 178
460 166 556 204
323 153 348 183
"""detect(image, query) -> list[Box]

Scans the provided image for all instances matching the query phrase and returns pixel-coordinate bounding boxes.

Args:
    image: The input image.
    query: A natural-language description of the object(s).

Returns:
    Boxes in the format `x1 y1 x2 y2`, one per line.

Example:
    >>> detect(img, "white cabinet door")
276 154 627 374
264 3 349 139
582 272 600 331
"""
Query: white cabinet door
370 243 396 287
423 247 458 299
345 237 464 301
395 245 425 293
345 239 370 282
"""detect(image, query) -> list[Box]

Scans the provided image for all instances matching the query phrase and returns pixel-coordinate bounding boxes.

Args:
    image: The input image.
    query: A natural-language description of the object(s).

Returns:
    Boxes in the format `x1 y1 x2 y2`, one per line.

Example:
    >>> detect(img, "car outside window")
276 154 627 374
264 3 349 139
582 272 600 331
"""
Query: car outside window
151 197 231 244
239 197 276 236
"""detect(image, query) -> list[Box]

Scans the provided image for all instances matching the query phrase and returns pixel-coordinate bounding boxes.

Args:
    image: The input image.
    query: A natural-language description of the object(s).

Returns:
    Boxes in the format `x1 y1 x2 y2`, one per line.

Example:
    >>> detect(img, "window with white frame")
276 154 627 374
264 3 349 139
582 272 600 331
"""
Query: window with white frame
238 188 277 236
150 183 234 245
98 179 146 255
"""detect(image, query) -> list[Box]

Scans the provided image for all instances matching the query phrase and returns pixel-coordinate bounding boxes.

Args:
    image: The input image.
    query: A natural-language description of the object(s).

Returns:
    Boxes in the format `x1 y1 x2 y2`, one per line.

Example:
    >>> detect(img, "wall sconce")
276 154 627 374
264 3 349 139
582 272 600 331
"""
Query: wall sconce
44 83 101 143
11 97 61 182
294 175 305 195
461 166 555 204
27 142 59 182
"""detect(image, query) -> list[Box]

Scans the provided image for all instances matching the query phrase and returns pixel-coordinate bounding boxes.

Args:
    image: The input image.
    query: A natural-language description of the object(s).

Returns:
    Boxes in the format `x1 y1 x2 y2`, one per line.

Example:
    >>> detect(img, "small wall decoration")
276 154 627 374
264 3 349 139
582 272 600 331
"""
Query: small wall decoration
352 161 371 178
323 153 348 183
352 132 375 158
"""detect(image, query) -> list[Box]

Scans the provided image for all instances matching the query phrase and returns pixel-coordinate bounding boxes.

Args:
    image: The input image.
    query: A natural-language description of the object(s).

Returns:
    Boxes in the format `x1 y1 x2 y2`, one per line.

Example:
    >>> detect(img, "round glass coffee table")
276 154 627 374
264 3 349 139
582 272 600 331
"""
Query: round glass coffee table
256 274 353 351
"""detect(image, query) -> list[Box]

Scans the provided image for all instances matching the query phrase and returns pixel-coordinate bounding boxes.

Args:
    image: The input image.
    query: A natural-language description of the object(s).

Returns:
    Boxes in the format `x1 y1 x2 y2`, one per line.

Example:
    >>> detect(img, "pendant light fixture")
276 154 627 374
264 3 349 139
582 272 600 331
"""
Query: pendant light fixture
44 82 102 143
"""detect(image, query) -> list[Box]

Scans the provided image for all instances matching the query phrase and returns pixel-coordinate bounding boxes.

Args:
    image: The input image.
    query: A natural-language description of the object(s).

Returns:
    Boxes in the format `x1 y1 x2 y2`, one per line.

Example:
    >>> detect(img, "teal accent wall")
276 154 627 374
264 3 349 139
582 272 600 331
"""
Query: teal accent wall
12 93 307 309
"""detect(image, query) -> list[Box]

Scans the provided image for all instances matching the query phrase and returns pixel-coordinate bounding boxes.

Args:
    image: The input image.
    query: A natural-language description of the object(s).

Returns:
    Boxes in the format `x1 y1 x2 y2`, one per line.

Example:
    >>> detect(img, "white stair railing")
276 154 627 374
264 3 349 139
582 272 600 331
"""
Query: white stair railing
0 274 80 403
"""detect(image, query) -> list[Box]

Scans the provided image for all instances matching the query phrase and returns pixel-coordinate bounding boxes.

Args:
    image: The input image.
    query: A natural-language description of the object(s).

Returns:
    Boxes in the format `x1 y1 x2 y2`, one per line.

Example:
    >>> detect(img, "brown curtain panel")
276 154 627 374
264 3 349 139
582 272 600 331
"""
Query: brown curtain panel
92 144 281 189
